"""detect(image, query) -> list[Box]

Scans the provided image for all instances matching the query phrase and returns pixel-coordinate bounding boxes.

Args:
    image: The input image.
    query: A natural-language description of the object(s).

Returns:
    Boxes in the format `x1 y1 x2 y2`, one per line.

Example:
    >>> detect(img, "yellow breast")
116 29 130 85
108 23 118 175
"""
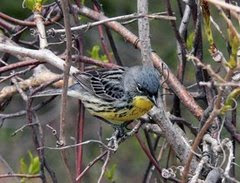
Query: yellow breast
91 96 154 123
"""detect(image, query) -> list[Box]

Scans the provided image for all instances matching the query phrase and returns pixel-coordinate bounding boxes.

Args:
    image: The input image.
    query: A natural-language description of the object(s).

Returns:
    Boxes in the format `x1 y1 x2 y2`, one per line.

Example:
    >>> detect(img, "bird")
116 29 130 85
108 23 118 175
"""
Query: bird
34 65 160 125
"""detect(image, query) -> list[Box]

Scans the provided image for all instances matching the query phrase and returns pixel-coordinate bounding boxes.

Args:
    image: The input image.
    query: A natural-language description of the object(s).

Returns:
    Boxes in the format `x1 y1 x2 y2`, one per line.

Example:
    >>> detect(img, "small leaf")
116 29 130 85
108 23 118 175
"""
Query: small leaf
28 151 34 162
88 45 109 62
19 158 28 174
186 32 195 50
221 88 240 114
28 152 40 174
30 157 40 174
22 0 47 11
105 164 117 182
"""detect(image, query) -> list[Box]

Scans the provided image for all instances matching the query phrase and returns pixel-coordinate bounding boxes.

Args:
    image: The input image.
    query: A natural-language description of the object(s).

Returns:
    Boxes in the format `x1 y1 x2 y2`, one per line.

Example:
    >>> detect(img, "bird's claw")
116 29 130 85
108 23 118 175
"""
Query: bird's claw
107 135 118 151
106 125 128 151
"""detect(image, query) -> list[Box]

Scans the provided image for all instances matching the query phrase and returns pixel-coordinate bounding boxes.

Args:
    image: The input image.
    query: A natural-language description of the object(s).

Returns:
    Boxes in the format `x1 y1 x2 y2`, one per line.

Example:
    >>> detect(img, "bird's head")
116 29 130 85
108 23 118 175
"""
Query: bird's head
123 66 160 106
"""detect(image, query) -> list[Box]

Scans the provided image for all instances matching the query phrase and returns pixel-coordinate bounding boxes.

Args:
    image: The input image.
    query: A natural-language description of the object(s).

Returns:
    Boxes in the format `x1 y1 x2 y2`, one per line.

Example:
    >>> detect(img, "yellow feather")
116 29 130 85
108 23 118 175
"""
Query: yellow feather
89 96 153 123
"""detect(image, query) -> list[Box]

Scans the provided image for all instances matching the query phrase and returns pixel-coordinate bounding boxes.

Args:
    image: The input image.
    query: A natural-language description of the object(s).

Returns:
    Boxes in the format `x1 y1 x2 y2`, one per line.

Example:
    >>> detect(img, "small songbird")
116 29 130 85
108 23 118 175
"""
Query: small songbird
34 65 160 124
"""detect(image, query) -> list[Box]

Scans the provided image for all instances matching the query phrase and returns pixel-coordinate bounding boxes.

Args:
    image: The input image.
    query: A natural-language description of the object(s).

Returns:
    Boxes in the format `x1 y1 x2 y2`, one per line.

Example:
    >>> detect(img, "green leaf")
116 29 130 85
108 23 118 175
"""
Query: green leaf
186 32 195 50
88 45 109 62
226 27 239 69
28 152 40 174
28 151 33 161
22 0 47 11
105 164 117 182
19 158 28 174
88 45 100 60
221 88 240 114
19 151 40 176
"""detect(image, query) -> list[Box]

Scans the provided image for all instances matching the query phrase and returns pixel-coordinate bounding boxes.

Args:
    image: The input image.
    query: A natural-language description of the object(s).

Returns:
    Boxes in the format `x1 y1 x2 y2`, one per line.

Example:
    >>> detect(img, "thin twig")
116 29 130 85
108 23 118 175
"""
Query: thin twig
0 173 41 178
11 122 39 136
76 150 108 181
97 150 111 183
93 3 113 63
52 12 176 33
38 139 114 151
205 0 240 14
0 11 61 27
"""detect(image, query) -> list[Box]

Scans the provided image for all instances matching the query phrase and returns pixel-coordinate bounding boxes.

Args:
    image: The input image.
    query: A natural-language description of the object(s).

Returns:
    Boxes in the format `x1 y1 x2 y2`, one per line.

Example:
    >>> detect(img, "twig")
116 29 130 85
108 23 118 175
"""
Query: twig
150 98 199 173
26 99 46 182
137 0 152 66
46 124 60 142
182 60 235 182
144 139 166 182
187 54 226 83
199 81 240 88
0 44 79 75
189 139 209 183
11 76 28 101
76 150 108 181
0 173 41 178
105 26 123 65
11 122 39 136
97 150 111 183
34 12 48 49
77 55 119 69
135 133 162 174
0 97 56 125
93 3 113 64
0 11 61 27
0 65 36 83
182 108 220 182
38 139 114 151
76 101 85 182
52 12 176 33
223 139 234 182
59 0 74 182
205 0 240 14
0 59 42 74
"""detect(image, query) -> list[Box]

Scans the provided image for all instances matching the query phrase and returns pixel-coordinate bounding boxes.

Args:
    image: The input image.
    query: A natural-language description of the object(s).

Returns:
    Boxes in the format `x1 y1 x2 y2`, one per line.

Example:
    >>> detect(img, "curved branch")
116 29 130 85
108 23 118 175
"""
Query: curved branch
0 12 61 27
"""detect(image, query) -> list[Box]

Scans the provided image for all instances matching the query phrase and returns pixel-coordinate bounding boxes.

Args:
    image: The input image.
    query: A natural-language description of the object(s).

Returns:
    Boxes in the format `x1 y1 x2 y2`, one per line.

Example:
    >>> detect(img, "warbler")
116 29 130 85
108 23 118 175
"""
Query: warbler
35 65 160 124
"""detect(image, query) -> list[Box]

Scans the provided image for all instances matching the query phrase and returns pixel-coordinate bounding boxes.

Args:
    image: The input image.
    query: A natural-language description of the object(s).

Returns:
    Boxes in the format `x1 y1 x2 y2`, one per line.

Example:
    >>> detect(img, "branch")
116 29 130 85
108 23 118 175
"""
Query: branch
0 70 64 103
205 0 240 14
137 0 153 66
150 97 199 173
0 173 41 179
52 12 176 34
59 0 74 182
0 44 79 74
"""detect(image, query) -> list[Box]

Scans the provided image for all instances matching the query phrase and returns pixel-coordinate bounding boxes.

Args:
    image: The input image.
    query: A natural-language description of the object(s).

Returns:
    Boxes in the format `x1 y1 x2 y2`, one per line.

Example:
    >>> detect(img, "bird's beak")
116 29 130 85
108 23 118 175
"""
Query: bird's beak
151 95 158 106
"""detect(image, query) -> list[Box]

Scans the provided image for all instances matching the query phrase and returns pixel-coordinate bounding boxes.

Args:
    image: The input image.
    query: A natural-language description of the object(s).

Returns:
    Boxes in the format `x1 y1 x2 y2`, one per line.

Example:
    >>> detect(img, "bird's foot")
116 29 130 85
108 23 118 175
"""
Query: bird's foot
106 123 132 150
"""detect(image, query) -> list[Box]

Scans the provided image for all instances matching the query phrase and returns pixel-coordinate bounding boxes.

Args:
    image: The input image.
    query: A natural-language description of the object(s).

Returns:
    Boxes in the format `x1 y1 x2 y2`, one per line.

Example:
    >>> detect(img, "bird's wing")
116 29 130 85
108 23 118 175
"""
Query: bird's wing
72 67 125 102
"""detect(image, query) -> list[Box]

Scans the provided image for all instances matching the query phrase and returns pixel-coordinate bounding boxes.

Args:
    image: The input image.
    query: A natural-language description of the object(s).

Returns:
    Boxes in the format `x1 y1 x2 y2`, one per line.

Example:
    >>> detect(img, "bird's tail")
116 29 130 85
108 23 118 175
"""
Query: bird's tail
31 89 62 98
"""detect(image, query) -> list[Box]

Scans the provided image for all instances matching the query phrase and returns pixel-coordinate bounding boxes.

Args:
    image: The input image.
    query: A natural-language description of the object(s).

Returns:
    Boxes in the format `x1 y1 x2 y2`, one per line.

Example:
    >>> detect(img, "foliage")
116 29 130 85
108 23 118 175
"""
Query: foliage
19 152 40 183
22 0 48 11
105 164 117 182
88 45 108 62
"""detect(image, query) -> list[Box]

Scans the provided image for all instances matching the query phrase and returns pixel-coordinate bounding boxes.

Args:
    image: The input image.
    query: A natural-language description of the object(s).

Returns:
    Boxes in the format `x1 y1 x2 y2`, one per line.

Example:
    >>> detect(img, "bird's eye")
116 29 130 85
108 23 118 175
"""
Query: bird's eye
136 84 143 93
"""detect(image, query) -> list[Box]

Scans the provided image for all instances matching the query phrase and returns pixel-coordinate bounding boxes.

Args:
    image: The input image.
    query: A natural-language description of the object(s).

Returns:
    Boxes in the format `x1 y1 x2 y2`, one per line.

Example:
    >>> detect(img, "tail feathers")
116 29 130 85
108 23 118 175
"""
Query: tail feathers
31 89 62 98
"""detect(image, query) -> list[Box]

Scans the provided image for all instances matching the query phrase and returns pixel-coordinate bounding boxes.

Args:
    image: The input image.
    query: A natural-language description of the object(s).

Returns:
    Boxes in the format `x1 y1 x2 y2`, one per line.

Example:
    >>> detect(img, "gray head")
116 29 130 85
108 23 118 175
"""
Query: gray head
123 66 160 105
